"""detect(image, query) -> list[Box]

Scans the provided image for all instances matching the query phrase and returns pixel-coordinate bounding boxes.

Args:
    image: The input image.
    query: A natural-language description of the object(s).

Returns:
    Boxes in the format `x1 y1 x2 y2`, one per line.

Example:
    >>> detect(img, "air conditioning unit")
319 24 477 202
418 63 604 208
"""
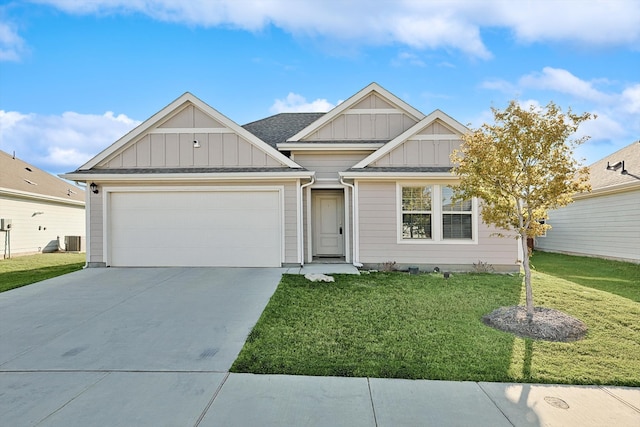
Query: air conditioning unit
0 219 12 230
65 236 82 252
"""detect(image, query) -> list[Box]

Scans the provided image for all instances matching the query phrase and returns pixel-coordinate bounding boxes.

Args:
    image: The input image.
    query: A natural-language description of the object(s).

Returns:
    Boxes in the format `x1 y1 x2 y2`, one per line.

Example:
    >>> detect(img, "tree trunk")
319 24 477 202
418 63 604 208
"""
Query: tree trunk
520 230 534 322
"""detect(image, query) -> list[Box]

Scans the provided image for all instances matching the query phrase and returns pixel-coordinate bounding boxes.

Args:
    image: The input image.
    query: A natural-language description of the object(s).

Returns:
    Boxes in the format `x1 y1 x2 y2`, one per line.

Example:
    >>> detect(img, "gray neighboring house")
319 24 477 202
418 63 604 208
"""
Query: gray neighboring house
0 150 85 257
62 83 519 271
536 141 640 263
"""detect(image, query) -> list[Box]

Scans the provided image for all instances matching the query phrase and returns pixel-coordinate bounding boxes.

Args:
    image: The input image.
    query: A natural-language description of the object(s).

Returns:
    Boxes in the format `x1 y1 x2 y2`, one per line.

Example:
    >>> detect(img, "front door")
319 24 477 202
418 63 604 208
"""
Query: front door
312 191 344 257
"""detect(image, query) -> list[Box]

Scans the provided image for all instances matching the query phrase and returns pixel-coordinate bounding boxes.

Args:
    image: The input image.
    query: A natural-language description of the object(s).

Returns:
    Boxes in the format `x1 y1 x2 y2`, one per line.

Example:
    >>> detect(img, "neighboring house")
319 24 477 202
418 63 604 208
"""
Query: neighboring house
61 83 518 271
536 141 640 263
0 150 85 257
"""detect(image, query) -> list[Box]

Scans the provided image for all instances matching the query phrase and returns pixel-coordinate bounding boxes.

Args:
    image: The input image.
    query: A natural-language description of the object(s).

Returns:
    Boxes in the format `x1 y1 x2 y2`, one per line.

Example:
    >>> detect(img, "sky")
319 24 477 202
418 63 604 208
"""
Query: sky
1 0 639 176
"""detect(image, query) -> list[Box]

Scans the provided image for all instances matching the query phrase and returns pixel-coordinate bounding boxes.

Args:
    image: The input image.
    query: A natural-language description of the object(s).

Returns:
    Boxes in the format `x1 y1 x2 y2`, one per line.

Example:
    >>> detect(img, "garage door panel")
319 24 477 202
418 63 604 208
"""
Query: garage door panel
109 191 281 267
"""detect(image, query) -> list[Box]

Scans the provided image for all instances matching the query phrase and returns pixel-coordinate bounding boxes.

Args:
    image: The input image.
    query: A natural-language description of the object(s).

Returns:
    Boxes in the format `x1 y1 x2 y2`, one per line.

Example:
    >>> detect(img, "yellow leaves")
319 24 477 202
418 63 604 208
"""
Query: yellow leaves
450 100 594 238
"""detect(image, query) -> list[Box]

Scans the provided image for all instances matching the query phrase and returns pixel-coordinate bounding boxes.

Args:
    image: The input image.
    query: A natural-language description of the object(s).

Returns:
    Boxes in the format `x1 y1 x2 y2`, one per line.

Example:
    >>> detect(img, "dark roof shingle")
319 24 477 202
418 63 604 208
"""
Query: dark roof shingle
242 113 325 147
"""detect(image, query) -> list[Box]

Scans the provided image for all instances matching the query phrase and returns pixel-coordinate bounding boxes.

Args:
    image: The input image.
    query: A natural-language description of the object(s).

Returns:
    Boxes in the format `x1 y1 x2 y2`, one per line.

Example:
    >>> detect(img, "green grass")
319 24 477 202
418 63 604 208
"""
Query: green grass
232 267 640 386
532 251 640 302
0 253 86 292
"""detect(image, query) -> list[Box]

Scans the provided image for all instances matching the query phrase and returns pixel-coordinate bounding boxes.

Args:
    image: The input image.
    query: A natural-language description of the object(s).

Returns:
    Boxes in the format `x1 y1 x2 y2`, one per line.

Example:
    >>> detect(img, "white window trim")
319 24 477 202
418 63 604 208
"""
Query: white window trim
396 182 478 245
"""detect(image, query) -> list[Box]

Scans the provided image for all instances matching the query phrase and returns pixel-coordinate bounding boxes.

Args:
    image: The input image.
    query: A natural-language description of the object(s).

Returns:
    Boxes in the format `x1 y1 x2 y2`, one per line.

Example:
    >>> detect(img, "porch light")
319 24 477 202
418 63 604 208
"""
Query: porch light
90 182 99 194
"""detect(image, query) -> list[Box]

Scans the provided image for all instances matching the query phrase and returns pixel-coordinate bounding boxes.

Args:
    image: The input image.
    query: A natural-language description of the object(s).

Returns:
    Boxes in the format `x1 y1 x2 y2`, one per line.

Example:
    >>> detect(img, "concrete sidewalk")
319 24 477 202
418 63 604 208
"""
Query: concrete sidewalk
2 371 638 426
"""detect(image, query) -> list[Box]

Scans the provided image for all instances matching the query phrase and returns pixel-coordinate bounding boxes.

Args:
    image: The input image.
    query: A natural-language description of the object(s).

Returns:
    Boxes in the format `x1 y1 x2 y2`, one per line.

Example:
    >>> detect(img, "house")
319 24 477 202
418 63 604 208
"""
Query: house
61 83 518 271
535 141 640 263
0 150 85 257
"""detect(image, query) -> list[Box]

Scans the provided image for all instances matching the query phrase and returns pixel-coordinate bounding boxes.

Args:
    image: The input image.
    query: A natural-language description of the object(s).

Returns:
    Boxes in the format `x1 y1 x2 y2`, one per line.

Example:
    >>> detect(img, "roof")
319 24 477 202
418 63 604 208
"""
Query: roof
242 113 325 147
0 150 85 204
587 141 640 191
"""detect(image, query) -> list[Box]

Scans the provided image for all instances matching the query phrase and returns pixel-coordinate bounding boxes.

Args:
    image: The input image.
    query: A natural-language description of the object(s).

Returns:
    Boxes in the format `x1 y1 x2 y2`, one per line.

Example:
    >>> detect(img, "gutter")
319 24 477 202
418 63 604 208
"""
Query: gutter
298 176 315 266
340 176 361 267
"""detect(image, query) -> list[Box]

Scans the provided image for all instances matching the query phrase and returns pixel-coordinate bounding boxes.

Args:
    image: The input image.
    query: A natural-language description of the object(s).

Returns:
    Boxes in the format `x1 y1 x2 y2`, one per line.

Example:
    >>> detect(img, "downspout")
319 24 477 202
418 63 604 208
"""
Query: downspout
298 176 315 266
340 176 361 267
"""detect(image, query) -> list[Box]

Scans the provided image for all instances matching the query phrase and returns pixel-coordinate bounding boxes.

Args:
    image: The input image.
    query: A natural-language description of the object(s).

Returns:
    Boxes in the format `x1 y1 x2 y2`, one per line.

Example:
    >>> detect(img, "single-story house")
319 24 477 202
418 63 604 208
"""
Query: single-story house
535 141 640 263
0 150 85 257
61 83 519 271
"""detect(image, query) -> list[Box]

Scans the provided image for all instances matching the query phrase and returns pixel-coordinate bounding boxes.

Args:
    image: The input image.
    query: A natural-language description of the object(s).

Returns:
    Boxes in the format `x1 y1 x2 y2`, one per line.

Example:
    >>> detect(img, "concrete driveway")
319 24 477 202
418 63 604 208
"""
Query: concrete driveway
0 267 283 426
2 267 639 426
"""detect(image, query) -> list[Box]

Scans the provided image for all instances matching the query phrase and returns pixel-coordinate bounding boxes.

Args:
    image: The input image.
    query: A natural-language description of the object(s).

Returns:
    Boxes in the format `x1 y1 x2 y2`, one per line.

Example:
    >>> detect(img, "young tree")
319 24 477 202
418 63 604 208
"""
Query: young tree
451 101 593 320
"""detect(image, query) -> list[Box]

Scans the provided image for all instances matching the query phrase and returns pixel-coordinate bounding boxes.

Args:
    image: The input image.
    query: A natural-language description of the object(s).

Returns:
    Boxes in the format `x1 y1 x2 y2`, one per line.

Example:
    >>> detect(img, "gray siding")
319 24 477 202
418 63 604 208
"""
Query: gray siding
536 189 640 263
102 133 281 169
293 152 371 183
372 120 463 167
356 181 518 270
97 103 284 169
303 94 418 141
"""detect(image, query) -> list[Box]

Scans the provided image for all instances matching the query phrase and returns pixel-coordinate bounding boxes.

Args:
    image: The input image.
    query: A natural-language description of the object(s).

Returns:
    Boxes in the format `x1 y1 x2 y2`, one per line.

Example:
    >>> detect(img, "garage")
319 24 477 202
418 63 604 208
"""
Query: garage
108 189 282 267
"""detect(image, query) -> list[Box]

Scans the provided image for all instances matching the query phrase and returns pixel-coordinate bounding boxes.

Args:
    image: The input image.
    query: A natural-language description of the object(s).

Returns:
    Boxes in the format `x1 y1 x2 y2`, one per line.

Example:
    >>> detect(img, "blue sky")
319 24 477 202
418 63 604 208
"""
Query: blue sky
1 0 639 175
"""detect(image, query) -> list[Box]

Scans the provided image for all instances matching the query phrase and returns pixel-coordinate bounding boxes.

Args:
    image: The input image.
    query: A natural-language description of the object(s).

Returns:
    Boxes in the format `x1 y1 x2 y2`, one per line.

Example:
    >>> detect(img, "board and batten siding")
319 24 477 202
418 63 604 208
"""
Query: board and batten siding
356 181 518 270
303 94 418 141
372 121 463 167
0 196 85 255
87 181 300 266
100 133 282 169
536 189 640 263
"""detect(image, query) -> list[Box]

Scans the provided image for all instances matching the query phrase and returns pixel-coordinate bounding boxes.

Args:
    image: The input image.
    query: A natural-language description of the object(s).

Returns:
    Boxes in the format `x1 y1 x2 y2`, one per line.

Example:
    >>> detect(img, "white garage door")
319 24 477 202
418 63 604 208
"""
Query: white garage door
108 190 281 267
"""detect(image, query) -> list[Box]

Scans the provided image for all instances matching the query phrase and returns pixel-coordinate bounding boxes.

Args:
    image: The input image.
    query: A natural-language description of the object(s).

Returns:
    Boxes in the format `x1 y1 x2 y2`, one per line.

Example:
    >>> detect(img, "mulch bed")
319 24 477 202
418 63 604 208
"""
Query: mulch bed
483 306 588 342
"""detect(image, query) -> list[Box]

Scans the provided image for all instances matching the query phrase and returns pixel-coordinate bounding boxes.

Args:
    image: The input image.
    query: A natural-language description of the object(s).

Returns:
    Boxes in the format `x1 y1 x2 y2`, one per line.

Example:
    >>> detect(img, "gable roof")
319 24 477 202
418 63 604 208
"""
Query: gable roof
243 113 325 147
351 109 469 169
286 82 425 142
0 150 84 205
78 92 302 171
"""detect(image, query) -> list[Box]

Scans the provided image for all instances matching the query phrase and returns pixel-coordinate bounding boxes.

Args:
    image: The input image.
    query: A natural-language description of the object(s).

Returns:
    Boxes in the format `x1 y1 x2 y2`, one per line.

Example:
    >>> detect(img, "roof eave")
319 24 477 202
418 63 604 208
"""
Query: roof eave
61 170 315 182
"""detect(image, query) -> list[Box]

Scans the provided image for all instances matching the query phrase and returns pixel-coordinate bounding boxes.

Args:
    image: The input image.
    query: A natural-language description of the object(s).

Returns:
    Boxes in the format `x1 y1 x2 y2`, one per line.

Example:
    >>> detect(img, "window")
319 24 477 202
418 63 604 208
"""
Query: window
402 186 432 239
399 184 475 243
442 187 472 239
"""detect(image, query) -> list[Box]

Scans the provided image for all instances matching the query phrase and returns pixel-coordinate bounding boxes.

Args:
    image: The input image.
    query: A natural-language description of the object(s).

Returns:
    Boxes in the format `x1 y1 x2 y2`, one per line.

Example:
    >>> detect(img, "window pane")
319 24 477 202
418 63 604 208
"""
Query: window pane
403 213 432 239
443 214 472 239
402 186 432 211
442 187 471 212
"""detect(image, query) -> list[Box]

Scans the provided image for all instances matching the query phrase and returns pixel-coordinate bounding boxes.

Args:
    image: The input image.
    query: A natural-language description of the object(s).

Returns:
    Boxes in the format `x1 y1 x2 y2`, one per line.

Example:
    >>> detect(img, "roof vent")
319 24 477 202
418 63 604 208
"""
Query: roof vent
25 167 32 172
24 179 38 185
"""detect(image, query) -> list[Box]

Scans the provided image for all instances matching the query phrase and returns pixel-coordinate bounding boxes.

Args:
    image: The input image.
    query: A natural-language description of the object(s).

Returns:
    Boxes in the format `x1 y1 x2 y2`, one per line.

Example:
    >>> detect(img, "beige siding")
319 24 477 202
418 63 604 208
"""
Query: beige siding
356 181 518 270
304 114 418 141
99 103 285 169
536 189 640 263
372 138 462 167
102 132 284 169
88 191 103 262
293 152 372 183
86 181 299 266
0 196 85 255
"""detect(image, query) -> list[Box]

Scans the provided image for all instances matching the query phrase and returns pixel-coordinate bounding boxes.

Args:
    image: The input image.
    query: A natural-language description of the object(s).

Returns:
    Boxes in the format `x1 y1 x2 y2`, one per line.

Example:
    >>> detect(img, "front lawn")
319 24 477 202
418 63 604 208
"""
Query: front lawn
232 270 640 386
0 253 86 293
532 251 640 302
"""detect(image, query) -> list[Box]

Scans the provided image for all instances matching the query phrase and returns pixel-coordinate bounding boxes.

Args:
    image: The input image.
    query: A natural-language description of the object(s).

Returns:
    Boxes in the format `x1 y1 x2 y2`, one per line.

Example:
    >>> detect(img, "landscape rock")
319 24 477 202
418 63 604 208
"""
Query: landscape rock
304 273 335 283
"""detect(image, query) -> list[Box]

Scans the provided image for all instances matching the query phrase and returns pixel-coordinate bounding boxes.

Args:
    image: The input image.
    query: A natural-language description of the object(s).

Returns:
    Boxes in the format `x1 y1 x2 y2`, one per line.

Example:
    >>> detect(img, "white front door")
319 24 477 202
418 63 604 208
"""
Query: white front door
313 191 344 257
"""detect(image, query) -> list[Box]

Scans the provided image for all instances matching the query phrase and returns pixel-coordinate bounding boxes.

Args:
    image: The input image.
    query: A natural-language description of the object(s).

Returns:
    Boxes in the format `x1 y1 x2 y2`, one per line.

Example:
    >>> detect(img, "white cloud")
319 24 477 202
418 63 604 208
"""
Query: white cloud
392 52 427 68
269 93 336 114
30 0 640 59
621 84 640 114
0 21 26 61
519 67 612 103
0 110 140 174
